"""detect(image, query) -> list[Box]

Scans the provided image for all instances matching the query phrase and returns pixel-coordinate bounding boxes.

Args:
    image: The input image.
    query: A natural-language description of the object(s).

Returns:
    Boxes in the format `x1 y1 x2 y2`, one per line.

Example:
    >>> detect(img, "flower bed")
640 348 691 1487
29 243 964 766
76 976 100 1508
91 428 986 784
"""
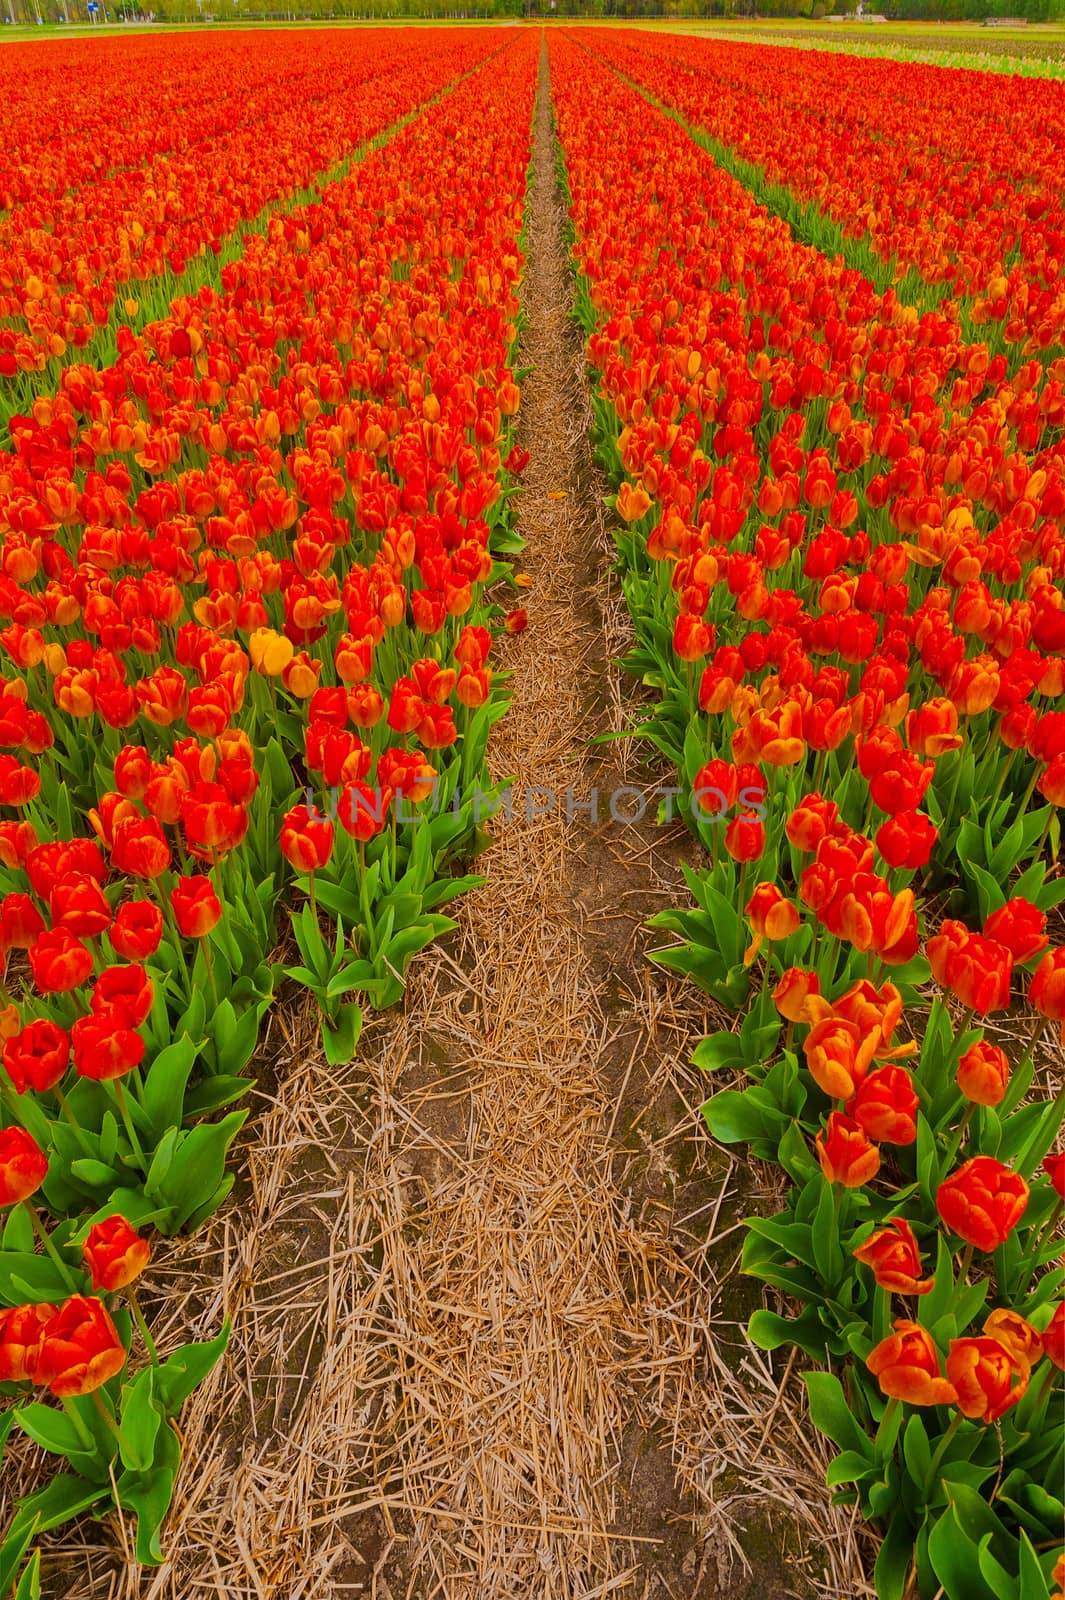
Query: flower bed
0 29 538 1582
552 29 1065 1600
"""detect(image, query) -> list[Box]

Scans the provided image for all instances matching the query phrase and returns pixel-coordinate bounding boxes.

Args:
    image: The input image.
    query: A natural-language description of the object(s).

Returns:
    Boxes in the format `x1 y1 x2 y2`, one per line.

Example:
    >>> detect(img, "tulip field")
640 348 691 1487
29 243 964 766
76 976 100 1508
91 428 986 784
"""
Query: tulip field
0 19 1062 1600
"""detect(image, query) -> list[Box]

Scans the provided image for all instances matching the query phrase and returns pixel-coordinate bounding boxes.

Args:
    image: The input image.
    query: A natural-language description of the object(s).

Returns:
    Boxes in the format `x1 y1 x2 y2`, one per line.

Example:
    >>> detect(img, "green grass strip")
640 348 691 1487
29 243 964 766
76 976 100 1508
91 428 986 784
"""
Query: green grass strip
635 24 1065 81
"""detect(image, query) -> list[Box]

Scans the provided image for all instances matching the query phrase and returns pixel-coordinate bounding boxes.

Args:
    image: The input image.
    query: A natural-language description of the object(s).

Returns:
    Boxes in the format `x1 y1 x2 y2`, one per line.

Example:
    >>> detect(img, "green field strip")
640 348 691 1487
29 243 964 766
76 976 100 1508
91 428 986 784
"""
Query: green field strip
0 41 508 437
635 23 1065 80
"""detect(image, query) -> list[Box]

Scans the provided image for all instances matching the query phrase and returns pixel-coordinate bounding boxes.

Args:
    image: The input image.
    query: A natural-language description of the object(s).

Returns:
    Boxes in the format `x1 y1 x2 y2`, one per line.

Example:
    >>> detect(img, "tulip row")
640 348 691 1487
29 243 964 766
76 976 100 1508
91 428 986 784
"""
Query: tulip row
582 29 1065 364
0 30 538 1580
0 29 498 392
551 30 1064 1600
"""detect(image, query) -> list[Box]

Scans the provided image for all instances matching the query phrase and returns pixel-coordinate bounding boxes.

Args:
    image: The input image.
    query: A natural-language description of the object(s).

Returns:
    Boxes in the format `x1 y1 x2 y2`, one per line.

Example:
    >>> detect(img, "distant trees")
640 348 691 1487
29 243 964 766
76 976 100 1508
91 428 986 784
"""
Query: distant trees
1 0 1061 28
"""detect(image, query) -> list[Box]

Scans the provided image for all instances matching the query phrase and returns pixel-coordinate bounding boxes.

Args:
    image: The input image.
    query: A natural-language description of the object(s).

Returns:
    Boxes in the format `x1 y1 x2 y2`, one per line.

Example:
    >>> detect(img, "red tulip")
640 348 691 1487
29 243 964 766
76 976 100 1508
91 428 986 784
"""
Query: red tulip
0 1302 57 1383
816 1112 880 1188
28 928 93 995
1043 1152 1065 1201
170 876 223 939
72 1010 145 1082
956 1041 1010 1108
34 1295 127 1398
91 965 154 1028
853 1217 934 1295
867 1319 956 1407
83 1216 151 1293
110 901 164 960
0 1126 48 1206
846 1064 919 1146
2 1020 70 1095
280 806 335 873
946 1336 1028 1423
936 1157 1029 1252
983 899 1048 964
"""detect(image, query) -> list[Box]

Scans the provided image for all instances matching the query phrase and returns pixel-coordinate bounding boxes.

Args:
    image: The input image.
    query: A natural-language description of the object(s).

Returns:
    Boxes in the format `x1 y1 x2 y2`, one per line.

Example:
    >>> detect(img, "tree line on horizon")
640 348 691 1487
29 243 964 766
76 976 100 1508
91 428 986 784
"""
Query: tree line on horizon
1 0 1059 44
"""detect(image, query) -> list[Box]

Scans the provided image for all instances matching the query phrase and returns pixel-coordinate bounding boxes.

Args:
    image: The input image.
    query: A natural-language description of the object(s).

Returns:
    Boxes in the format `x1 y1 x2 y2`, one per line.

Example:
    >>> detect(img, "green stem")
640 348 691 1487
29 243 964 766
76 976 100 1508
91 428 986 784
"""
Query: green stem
52 1085 97 1157
112 1080 147 1173
758 953 773 1013
951 1006 976 1061
987 744 1017 814
127 1286 159 1368
201 938 220 1011
357 838 371 957
61 1398 100 1457
89 1388 122 1449
1016 1077 1065 1177
949 1242 976 1309
1014 1197 1064 1297
1015 762 1043 825
940 1102 976 1173
941 747 966 836
154 885 192 992
925 1410 965 1500
22 1200 80 1290
875 1394 900 1451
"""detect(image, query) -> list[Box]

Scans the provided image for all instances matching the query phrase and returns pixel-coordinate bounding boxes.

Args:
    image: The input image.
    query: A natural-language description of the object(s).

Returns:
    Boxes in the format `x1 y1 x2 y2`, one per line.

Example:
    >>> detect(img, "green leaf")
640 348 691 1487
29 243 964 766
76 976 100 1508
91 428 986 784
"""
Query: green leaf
692 1031 743 1072
206 998 265 1076
703 1087 785 1146
802 1371 874 1459
1 1206 34 1253
13 1403 91 1461
116 1419 180 1566
139 1035 202 1137
874 1508 917 1600
927 1501 1000 1600
153 1321 230 1416
747 1307 829 1359
775 1113 817 1180
182 1076 251 1118
151 1113 248 1235
12 1550 40 1600
420 872 484 910
976 1538 1019 1600
322 1004 363 1067
939 1459 997 1493
68 1158 121 1190
903 1414 932 1489
1017 1531 1051 1600
919 1233 956 1332
0 1251 87 1307
7 1472 109 1537
966 862 1007 924
0 1512 40 1596
745 1215 817 1272
143 1127 179 1198
947 1483 1012 1565
811 1176 843 1288
118 1369 161 1474
825 1448 877 1488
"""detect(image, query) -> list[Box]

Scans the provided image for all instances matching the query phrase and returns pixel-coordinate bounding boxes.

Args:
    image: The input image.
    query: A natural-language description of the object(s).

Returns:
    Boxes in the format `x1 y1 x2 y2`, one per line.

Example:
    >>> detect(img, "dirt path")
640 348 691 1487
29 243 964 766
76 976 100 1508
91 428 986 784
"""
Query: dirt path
34 40 869 1600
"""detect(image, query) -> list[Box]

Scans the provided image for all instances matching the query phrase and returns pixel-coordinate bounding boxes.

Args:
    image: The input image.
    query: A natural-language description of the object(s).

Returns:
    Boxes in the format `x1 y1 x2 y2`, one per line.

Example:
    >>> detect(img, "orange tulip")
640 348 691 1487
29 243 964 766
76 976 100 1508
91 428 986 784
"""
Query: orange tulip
867 1320 956 1406
816 1112 880 1188
853 1217 934 1296
946 1336 1029 1423
936 1157 1029 1252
